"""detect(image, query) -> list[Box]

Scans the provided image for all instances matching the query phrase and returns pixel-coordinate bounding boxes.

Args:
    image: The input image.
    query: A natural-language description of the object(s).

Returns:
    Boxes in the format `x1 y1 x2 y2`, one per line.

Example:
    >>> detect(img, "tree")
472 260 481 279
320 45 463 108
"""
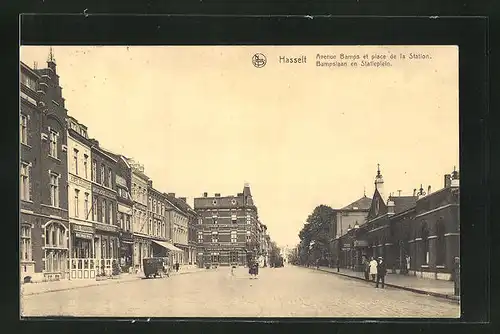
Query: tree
298 205 335 264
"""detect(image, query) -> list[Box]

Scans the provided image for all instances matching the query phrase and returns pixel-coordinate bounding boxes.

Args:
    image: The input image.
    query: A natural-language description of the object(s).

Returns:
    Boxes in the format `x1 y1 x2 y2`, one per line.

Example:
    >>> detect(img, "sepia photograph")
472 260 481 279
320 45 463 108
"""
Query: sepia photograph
19 45 460 318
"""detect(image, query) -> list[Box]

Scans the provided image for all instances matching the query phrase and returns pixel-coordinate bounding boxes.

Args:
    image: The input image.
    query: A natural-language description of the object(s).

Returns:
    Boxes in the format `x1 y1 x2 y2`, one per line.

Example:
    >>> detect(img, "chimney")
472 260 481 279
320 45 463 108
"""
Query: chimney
203 192 208 197
451 167 460 187
179 197 187 202
215 193 221 197
428 185 432 195
413 188 417 197
387 197 395 214
168 193 175 198
444 174 452 188
148 180 153 187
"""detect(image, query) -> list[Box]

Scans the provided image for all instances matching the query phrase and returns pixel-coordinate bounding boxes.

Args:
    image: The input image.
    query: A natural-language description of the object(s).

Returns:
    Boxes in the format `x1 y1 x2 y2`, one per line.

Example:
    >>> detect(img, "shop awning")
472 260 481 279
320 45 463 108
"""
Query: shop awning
152 240 183 252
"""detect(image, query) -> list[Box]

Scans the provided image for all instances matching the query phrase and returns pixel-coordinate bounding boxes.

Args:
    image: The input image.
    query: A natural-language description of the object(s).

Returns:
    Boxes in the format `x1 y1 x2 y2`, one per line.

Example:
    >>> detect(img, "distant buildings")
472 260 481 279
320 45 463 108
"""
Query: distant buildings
194 184 276 267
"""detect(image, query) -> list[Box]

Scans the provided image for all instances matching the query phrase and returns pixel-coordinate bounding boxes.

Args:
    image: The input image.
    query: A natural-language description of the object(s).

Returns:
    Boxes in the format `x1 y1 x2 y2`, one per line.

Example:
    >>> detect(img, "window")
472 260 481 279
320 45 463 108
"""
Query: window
49 173 59 207
21 72 37 90
246 230 251 242
109 202 113 225
421 225 429 265
83 155 88 179
100 164 105 185
20 225 32 261
246 214 251 225
20 114 28 145
20 162 31 201
231 214 237 224
161 203 164 216
148 218 153 235
436 220 446 266
126 215 131 232
212 214 218 225
153 199 156 213
84 193 89 220
49 130 58 158
92 160 97 182
157 220 161 236
92 195 97 221
108 168 112 188
44 223 67 273
198 231 203 243
74 189 80 217
101 199 106 223
148 197 152 211
119 213 124 229
231 231 237 243
211 231 218 243
73 149 79 175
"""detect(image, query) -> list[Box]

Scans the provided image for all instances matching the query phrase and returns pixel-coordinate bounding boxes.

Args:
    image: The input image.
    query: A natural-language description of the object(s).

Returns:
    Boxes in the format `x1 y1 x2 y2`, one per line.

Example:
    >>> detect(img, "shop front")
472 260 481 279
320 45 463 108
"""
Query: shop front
69 223 96 279
94 223 120 276
119 231 134 273
133 235 152 271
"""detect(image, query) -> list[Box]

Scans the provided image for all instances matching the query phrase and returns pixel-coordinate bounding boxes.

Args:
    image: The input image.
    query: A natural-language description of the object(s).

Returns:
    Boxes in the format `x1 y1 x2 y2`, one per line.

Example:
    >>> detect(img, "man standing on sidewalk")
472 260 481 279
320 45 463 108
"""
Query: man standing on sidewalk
369 257 378 281
376 257 387 288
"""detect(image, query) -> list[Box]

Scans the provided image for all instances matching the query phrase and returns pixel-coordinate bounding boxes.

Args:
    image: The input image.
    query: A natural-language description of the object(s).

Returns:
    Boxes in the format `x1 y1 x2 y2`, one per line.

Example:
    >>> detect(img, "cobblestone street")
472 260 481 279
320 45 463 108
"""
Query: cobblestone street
21 265 460 318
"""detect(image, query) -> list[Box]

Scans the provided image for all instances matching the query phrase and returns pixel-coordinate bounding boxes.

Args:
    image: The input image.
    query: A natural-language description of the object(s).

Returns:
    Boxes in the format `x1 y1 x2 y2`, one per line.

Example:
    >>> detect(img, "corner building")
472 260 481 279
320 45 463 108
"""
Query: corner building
194 183 259 267
20 56 70 282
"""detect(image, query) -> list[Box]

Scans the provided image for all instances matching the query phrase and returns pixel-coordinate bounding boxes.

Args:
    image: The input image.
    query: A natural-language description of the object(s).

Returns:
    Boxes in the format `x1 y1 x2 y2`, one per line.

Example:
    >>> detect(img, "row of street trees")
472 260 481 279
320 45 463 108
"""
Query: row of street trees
296 205 336 266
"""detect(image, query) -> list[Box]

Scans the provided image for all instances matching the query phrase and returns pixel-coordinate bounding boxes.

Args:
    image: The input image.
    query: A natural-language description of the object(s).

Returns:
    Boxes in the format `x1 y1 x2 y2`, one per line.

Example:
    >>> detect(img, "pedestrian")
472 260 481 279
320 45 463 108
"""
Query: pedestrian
364 257 370 280
175 262 179 272
316 258 320 270
406 255 411 275
369 257 378 281
376 257 387 288
336 259 340 272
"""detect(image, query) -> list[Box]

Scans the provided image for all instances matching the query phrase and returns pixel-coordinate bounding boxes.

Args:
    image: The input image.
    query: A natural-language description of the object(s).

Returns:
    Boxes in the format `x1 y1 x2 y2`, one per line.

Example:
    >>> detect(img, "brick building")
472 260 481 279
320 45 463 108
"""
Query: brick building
90 140 120 275
19 53 70 282
194 183 260 267
337 166 460 280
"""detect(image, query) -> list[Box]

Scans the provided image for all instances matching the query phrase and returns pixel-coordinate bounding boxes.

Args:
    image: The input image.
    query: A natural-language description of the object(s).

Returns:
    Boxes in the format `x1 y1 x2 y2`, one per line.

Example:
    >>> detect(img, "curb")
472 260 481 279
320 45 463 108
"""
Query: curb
22 270 204 297
311 267 460 304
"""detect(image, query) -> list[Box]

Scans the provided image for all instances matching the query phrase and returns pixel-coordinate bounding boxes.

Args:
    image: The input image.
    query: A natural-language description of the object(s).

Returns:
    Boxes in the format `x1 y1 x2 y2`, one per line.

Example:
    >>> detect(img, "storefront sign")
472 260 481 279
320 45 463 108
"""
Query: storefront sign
118 203 132 215
341 247 351 251
354 240 369 247
69 174 91 190
343 243 352 248
72 224 94 233
74 232 93 240
93 186 116 199
94 222 118 232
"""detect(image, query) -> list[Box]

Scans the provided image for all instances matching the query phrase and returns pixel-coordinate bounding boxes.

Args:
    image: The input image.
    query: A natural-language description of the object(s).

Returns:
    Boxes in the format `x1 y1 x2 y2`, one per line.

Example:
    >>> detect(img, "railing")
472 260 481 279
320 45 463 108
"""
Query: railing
68 258 116 279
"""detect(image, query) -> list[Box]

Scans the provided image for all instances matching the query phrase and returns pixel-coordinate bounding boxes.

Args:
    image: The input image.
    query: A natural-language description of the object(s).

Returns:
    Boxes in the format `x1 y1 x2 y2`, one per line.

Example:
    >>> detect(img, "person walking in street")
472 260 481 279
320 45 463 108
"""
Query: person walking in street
336 259 340 272
363 257 370 280
376 257 387 288
175 262 179 272
369 257 378 281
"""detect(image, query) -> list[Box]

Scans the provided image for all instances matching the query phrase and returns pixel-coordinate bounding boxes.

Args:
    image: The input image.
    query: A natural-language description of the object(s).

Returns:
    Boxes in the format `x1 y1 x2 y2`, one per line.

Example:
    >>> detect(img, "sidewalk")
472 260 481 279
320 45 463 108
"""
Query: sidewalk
21 266 205 296
312 266 459 303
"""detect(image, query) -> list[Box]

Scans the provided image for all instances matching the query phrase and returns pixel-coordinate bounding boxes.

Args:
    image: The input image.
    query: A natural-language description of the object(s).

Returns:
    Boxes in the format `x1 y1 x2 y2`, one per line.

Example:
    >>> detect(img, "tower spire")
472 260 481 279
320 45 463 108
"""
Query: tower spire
48 47 55 63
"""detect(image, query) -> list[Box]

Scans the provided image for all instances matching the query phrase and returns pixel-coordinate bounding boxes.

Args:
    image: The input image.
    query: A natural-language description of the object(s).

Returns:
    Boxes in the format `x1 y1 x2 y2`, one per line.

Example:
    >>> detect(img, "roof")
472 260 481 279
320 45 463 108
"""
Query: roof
341 195 372 210
166 195 196 215
391 196 418 214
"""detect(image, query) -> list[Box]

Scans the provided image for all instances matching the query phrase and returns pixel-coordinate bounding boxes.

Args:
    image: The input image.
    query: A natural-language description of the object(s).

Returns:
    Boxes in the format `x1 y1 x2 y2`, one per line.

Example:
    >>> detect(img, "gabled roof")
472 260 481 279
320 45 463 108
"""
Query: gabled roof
341 195 372 210
166 195 196 215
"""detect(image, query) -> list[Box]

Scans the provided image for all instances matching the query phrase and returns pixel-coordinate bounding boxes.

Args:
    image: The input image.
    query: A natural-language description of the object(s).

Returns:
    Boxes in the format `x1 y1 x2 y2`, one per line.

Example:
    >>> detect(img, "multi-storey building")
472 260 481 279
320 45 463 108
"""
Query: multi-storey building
66 116 95 279
20 54 70 282
166 194 198 265
194 183 260 267
102 152 135 272
165 193 190 265
128 160 151 270
148 185 177 259
90 139 119 274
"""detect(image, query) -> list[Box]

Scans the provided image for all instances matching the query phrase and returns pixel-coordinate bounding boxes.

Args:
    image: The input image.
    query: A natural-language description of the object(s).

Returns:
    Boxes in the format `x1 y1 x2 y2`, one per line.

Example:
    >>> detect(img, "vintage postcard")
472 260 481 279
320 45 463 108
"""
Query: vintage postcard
19 45 460 318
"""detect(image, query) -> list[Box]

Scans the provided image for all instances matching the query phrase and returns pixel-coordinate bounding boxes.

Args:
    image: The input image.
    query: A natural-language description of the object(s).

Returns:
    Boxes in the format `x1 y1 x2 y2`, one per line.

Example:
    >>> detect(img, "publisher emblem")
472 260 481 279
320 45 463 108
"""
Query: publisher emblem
252 53 267 68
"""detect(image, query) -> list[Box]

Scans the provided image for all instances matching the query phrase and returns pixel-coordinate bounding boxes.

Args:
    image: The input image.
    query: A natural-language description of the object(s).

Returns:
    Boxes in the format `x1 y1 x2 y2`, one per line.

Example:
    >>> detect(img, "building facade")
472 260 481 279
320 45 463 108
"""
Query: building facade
67 116 96 279
148 186 174 259
337 166 460 280
128 160 151 270
20 56 70 282
194 183 260 267
165 194 190 265
90 140 120 275
167 195 198 265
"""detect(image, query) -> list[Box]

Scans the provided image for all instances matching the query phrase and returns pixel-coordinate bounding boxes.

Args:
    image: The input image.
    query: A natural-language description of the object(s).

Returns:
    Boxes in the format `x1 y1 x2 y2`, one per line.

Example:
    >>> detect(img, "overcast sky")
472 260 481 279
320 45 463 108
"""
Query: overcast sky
20 45 459 247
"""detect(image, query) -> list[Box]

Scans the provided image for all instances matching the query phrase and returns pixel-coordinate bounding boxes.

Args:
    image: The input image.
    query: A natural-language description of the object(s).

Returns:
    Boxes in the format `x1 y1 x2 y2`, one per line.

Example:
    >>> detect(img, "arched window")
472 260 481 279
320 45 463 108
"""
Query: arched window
44 222 67 273
436 220 446 266
421 224 429 265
